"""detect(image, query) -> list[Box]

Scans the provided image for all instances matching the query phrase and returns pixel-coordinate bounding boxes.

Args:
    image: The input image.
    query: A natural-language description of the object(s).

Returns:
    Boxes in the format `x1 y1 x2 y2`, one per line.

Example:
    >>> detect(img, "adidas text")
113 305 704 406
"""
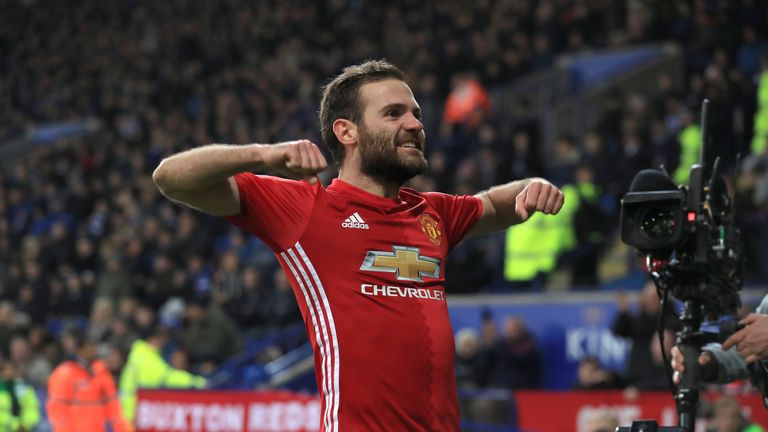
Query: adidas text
342 221 369 229
342 212 369 229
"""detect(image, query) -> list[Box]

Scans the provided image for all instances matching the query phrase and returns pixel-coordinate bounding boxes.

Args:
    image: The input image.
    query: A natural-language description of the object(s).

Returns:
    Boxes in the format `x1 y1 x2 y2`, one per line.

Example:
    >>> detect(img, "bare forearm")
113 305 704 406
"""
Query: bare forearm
152 144 263 194
469 177 563 237
151 140 326 216
482 178 533 227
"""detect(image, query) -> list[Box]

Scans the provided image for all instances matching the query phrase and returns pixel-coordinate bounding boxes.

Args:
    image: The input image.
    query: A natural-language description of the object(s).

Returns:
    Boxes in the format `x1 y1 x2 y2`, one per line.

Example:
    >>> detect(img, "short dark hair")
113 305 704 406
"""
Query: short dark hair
62 325 88 348
141 323 170 341
319 60 407 168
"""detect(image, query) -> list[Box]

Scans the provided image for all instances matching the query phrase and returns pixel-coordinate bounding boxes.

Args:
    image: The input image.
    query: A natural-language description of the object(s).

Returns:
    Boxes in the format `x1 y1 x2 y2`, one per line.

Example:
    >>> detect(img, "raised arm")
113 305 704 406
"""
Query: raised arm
152 140 327 216
468 178 564 237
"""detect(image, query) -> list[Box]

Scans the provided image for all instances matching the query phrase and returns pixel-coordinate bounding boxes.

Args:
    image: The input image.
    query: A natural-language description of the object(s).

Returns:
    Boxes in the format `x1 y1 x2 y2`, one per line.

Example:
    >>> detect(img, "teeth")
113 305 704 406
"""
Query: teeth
400 142 417 148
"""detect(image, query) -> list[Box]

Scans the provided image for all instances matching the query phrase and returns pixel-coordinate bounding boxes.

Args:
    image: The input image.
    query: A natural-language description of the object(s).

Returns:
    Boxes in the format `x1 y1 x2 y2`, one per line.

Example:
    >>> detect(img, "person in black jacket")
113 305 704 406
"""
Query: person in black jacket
486 316 542 390
612 281 679 388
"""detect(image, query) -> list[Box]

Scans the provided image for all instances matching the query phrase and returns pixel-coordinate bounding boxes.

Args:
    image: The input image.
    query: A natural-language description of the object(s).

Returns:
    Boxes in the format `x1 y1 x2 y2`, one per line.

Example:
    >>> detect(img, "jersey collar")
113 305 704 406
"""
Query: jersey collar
327 179 409 210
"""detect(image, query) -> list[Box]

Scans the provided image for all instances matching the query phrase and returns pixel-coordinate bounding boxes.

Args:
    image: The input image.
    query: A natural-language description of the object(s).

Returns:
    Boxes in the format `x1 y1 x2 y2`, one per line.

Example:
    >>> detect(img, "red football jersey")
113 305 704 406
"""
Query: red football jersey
225 174 483 432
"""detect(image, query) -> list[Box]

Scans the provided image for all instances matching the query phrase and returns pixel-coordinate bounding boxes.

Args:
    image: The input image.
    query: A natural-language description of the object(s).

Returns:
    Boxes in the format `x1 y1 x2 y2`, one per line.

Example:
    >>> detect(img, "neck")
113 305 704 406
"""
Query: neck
337 168 402 198
74 355 93 368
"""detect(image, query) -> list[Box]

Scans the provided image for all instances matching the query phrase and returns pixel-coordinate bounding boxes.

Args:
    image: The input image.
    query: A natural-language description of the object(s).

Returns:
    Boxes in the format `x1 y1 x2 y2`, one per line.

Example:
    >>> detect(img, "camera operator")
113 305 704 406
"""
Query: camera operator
671 296 768 401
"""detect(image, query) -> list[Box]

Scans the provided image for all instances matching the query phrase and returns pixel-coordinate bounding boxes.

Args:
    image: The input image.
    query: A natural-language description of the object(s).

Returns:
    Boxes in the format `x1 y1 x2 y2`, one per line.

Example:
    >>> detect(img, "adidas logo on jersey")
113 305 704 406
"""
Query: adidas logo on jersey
342 212 369 229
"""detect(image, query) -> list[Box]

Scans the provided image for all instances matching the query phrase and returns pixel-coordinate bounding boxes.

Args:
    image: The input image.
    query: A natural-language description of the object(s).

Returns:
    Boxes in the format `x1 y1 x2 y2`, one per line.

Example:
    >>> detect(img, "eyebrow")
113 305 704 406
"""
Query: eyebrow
380 103 421 117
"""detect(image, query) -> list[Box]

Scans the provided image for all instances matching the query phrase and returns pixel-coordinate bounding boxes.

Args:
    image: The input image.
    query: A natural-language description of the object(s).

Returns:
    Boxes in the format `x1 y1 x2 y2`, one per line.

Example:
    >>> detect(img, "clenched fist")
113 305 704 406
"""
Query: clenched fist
514 179 564 221
260 140 328 184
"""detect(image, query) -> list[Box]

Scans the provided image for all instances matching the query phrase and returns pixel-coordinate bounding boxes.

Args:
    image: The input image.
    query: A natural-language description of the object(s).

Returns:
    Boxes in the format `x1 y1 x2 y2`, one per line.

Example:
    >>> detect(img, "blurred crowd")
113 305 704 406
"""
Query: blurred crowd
453 283 678 393
0 0 767 412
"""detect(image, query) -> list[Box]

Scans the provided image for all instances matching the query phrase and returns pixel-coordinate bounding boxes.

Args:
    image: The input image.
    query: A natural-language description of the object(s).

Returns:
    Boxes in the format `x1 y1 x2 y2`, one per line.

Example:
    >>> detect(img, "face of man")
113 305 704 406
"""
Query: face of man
80 341 99 362
356 79 427 185
714 403 743 432
0 362 17 380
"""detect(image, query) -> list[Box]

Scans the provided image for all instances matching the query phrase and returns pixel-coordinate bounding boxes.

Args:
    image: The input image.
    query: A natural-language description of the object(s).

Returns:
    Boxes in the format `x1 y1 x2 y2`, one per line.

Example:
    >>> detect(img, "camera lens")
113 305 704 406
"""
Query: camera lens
640 206 676 241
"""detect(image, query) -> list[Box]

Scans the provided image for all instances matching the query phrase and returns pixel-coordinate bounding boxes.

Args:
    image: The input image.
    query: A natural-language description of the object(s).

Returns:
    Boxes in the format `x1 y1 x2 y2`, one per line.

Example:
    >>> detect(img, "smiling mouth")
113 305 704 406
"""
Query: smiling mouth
397 141 422 151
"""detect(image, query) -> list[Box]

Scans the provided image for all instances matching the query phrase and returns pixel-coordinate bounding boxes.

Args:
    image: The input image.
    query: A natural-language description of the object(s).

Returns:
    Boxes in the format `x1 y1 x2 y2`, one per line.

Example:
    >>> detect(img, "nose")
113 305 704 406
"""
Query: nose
403 112 423 133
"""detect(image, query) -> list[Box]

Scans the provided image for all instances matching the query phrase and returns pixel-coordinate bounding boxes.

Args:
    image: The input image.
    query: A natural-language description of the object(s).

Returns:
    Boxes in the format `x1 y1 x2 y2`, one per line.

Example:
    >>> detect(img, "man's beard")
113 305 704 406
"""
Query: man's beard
358 124 427 186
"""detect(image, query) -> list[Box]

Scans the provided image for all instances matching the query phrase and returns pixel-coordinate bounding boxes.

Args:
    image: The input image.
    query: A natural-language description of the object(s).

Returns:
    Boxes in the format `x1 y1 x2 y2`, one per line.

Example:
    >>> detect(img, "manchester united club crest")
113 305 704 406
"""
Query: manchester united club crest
419 214 442 246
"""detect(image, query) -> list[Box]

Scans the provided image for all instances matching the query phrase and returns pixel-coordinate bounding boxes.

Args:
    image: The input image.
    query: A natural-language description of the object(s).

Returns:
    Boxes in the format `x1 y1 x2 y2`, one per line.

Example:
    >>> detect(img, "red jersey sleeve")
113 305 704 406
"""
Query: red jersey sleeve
423 192 483 251
223 173 318 251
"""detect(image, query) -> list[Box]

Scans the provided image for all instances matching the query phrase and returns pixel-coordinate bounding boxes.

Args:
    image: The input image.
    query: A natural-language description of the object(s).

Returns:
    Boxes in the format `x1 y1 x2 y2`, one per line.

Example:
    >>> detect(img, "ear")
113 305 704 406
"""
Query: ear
332 118 358 146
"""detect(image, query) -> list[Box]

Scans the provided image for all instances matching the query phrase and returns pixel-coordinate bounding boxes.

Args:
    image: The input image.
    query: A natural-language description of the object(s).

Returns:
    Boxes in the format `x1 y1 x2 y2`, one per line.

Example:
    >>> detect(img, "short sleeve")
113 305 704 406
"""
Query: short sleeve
223 173 318 251
423 192 483 251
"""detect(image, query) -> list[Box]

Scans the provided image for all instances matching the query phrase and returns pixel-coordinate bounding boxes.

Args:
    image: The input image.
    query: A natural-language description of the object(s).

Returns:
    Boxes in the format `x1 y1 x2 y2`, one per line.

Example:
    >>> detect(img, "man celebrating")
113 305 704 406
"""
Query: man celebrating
153 60 563 431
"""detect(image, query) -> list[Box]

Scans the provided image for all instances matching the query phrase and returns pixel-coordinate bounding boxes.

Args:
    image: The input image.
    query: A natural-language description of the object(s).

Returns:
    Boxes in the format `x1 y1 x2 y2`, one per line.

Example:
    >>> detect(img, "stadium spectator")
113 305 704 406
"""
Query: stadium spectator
443 72 492 128
455 328 483 389
631 329 676 391
229 266 268 333
107 317 138 354
47 327 127 432
119 324 206 424
486 316 542 390
751 56 768 153
549 134 582 186
556 165 610 287
17 283 43 325
0 303 21 354
262 269 302 329
94 257 134 306
131 303 157 340
86 297 115 343
144 253 177 309
169 347 191 372
502 129 545 184
8 334 50 392
0 360 39 432
58 271 91 317
673 108 702 185
181 295 242 371
612 282 678 388
211 250 243 309
583 407 620 432
24 325 55 388
580 131 614 199
104 345 127 385
709 395 765 432
574 356 623 390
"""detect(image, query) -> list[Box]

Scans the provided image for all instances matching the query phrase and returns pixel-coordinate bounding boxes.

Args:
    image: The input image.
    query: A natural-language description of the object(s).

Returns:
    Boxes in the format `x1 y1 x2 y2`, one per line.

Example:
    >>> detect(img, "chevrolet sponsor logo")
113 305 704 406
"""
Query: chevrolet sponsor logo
359 246 441 282
360 284 445 301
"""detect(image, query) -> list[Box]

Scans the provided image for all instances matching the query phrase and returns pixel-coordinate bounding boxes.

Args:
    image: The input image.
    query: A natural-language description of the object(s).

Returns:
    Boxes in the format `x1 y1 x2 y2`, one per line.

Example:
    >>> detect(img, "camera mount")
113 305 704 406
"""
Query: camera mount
619 99 743 431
